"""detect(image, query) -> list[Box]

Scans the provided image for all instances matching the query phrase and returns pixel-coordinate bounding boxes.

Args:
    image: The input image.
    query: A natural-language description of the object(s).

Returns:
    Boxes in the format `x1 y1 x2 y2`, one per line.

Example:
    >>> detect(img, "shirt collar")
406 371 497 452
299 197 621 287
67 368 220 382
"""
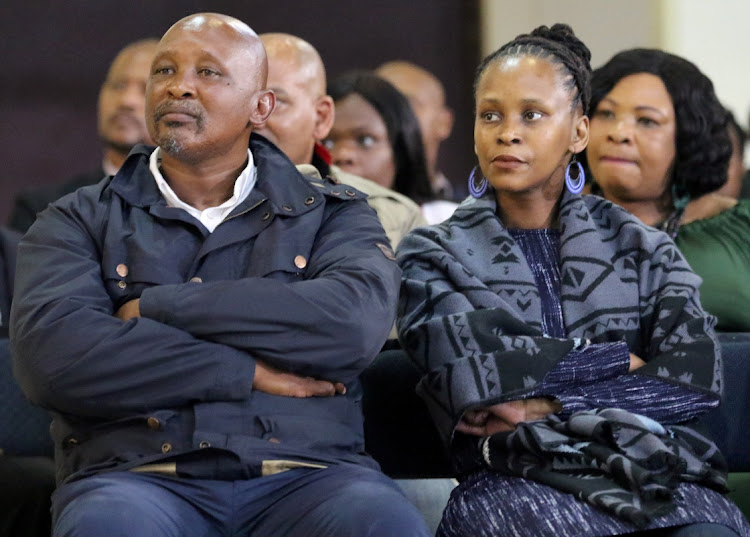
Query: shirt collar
148 147 256 232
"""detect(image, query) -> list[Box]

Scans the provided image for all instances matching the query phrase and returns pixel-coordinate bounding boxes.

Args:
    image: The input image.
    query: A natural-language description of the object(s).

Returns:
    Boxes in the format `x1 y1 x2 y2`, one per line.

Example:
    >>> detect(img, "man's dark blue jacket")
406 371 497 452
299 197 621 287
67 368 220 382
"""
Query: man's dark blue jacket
10 134 400 484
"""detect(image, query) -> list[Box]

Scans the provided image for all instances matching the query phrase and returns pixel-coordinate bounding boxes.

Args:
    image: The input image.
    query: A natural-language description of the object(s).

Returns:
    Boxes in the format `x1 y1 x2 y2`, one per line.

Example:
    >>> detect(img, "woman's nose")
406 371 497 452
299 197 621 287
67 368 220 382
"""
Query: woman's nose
331 141 357 168
608 120 632 143
497 120 521 145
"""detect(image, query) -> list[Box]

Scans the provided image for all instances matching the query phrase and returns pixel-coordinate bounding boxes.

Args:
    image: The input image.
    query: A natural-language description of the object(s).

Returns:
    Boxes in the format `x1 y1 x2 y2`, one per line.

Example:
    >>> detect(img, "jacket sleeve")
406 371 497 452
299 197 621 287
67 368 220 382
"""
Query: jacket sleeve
10 195 256 419
138 198 400 382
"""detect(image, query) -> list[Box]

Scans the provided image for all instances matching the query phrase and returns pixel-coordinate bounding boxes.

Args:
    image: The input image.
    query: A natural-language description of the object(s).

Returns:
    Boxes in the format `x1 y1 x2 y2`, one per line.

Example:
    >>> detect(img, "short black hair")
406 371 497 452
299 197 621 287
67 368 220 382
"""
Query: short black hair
587 48 731 198
474 23 592 113
328 71 434 204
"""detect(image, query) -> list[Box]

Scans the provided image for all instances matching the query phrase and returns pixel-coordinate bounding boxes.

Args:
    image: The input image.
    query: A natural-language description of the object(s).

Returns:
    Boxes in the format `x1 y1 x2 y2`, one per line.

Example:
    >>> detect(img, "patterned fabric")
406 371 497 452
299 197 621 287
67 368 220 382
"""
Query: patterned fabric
478 408 727 527
438 473 749 537
396 190 722 443
509 229 564 338
507 228 720 426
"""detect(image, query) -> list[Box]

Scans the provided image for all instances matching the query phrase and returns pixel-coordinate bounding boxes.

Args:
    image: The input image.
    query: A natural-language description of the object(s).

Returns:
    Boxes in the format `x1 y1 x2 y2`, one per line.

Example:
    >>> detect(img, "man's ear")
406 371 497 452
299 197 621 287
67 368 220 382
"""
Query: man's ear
570 114 589 155
436 106 454 141
313 95 335 141
249 90 276 128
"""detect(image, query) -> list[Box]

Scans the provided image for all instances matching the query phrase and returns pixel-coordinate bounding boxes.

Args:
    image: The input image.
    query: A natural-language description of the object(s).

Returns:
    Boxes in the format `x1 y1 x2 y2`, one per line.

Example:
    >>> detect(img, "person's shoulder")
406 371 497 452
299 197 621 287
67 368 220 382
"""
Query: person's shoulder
582 194 660 236
330 166 420 208
683 193 738 224
293 163 369 203
579 194 683 263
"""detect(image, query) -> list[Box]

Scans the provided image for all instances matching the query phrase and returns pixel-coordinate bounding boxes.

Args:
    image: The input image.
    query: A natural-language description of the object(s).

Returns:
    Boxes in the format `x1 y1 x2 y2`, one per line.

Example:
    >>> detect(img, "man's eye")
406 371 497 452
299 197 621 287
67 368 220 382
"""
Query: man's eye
153 67 173 75
481 112 499 121
198 68 219 76
107 81 127 91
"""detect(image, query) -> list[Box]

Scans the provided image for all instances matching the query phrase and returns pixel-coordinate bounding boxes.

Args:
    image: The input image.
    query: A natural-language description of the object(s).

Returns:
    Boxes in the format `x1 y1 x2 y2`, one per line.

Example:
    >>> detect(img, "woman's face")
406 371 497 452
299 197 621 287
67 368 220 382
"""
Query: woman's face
323 93 396 188
473 56 588 197
587 73 676 205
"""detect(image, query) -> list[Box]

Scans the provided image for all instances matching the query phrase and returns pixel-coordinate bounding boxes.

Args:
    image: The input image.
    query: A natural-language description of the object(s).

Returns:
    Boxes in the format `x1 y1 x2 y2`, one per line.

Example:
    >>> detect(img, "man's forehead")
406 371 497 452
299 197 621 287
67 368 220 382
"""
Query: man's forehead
107 46 155 81
157 15 261 60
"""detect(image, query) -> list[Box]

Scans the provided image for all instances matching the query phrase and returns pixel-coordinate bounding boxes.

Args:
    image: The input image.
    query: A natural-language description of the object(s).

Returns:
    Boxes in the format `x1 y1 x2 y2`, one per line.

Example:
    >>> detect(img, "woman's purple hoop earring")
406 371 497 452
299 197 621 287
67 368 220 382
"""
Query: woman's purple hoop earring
468 167 488 198
565 160 585 194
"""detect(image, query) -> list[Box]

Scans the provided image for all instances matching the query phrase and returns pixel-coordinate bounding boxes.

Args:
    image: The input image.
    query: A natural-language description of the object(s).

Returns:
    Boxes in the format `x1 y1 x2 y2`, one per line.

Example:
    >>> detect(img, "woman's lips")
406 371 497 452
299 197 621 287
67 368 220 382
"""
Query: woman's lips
599 156 637 166
491 155 525 169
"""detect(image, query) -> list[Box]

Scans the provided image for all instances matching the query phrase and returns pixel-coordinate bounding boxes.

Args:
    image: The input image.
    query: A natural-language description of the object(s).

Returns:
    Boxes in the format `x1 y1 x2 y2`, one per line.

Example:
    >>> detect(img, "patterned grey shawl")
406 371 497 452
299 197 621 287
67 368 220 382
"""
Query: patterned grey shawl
396 190 721 443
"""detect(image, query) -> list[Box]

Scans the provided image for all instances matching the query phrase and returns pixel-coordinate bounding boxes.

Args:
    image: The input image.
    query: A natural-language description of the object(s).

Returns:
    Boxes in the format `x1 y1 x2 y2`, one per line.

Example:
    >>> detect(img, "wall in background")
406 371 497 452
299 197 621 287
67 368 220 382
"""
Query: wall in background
659 0 750 135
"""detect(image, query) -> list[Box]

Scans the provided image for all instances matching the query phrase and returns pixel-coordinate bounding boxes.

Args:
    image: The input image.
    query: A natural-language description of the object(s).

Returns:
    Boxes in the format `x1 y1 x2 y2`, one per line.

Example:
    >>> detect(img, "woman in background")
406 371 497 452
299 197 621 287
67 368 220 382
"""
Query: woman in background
325 71 457 224
584 49 750 331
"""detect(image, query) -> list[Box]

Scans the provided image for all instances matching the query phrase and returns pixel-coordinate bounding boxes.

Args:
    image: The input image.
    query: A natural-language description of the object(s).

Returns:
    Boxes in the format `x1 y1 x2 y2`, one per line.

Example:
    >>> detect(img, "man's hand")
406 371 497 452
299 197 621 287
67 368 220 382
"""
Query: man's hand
115 299 140 321
629 353 646 371
253 360 346 398
455 398 562 436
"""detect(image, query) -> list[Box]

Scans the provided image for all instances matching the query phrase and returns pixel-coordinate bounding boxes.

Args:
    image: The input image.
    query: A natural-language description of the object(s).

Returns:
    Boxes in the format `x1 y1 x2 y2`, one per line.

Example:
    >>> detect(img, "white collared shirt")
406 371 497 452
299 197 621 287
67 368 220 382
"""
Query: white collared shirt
149 147 256 232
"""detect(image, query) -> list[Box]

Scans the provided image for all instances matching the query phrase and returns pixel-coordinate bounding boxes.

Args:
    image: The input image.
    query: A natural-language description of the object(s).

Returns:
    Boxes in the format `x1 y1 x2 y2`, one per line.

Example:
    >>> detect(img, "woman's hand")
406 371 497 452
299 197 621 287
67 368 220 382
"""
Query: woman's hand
629 353 646 371
456 398 562 436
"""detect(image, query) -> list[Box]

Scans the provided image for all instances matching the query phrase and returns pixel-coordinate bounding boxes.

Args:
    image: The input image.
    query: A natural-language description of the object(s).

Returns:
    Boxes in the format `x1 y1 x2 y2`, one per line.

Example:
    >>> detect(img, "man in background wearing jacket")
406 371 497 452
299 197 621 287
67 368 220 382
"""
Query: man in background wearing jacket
11 13 429 537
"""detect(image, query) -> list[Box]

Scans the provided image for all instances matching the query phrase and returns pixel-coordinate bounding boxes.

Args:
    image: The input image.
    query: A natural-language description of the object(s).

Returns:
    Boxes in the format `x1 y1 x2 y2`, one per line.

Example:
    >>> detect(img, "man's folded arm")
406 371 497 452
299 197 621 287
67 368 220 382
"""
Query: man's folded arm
10 205 256 419
139 200 401 381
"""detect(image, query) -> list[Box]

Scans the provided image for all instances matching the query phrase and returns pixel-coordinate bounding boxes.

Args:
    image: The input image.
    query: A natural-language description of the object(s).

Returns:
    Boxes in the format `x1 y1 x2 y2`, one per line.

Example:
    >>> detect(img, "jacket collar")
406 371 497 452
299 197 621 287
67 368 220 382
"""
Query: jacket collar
108 133 323 218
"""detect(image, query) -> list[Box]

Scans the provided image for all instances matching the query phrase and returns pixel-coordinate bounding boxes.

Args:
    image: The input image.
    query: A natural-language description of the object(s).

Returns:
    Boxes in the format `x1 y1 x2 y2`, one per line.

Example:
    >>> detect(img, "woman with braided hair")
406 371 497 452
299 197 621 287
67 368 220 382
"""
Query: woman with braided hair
397 24 749 537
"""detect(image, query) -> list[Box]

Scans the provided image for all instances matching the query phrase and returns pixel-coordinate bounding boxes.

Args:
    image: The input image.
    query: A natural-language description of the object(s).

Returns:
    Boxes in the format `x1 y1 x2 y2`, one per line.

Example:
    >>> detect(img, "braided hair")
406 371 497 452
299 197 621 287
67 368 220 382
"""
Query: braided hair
474 23 592 113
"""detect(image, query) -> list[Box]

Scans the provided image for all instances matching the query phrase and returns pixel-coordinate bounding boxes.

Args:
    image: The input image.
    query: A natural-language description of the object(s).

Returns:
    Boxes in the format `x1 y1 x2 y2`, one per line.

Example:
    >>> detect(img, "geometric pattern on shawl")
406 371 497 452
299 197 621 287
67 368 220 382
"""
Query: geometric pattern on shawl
397 190 721 443
478 408 728 528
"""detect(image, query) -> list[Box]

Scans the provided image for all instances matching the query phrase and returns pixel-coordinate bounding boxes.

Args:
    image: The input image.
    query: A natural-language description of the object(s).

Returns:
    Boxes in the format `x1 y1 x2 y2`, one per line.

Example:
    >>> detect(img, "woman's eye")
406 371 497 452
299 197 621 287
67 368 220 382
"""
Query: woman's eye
198 68 218 76
523 111 542 121
594 109 615 120
357 135 375 148
153 66 173 75
481 111 499 121
637 117 658 127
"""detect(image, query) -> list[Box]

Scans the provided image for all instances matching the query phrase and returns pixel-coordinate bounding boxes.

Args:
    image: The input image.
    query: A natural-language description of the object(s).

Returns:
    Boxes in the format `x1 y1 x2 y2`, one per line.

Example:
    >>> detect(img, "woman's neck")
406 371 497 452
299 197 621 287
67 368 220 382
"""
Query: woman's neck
610 198 669 227
495 190 560 229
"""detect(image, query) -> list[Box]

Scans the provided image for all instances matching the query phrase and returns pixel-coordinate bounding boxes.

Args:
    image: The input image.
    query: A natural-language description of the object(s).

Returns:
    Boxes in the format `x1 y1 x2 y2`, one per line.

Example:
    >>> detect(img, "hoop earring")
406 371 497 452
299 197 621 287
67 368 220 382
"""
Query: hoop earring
468 166 488 198
565 159 585 194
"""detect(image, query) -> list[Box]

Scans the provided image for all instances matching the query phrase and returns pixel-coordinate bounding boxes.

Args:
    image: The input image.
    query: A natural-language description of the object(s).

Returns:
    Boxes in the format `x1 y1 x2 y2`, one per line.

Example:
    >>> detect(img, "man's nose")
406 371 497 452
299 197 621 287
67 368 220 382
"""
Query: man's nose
118 82 145 110
166 72 195 99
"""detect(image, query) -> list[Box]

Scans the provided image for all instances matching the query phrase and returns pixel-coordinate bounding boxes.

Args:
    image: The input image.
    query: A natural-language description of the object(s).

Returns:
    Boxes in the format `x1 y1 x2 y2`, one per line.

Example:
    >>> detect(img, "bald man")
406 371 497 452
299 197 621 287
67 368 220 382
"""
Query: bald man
376 60 461 200
258 33 425 248
12 13 429 537
8 39 158 232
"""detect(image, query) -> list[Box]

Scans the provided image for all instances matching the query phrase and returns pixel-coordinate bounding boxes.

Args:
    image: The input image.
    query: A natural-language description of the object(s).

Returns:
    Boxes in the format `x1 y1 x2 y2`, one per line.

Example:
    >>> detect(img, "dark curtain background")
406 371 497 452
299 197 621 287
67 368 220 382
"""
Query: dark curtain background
0 0 480 223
